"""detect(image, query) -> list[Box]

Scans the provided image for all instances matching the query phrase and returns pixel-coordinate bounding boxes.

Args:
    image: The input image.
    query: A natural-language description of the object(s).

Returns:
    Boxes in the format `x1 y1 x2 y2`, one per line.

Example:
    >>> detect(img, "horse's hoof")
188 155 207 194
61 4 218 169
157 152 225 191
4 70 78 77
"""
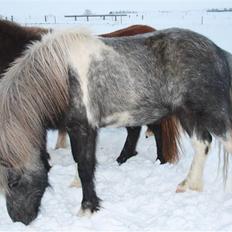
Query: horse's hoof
69 178 81 188
79 198 101 216
77 208 92 217
116 151 138 165
176 185 187 193
176 179 203 193
116 156 127 165
160 160 167 165
176 179 189 193
156 157 167 165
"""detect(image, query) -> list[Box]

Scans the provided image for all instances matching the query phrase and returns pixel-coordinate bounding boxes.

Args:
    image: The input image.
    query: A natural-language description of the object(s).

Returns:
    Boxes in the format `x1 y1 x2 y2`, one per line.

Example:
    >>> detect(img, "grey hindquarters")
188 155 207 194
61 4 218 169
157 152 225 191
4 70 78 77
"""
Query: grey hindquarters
144 28 232 137
161 29 232 137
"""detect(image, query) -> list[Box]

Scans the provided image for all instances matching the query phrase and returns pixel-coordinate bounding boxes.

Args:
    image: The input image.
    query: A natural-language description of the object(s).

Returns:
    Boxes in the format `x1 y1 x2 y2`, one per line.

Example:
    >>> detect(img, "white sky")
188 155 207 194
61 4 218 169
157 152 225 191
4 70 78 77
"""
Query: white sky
1 0 232 16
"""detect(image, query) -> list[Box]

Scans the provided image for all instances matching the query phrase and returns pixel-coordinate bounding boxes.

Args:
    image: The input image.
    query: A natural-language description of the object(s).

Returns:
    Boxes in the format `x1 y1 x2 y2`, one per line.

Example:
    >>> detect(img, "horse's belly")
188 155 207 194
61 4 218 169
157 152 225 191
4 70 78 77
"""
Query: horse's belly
100 111 134 127
100 107 168 128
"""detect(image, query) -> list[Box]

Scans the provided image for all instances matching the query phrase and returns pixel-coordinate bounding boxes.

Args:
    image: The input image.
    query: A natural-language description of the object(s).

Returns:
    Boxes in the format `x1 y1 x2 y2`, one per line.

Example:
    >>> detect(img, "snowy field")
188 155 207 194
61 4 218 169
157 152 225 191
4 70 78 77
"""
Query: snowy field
1 4 232 231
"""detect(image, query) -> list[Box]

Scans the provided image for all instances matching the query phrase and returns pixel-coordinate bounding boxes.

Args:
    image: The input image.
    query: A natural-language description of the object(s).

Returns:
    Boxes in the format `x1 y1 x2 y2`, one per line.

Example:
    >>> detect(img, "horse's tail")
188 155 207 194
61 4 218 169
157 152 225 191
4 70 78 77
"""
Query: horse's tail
217 50 232 182
161 116 181 163
224 50 232 86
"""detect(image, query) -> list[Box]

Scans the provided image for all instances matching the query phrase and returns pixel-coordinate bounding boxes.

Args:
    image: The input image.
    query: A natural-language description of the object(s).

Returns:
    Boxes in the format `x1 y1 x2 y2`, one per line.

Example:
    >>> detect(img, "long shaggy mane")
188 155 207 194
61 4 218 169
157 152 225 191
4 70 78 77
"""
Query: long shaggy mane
0 29 93 172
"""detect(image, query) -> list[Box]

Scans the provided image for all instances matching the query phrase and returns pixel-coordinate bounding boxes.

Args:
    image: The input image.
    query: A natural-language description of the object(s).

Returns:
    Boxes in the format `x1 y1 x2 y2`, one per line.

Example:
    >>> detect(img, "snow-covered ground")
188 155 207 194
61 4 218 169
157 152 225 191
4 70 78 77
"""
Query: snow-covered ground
1 6 232 231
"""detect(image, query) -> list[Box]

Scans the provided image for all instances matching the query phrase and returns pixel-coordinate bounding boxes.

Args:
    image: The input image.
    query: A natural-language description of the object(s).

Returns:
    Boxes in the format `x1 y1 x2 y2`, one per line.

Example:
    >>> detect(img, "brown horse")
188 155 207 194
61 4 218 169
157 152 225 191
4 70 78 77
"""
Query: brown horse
0 20 48 74
0 20 180 165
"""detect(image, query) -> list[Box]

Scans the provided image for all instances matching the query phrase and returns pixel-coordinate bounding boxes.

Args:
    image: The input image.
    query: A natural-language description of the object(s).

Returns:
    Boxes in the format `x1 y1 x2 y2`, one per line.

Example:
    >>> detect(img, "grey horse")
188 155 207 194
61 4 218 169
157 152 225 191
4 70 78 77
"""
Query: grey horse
0 27 231 224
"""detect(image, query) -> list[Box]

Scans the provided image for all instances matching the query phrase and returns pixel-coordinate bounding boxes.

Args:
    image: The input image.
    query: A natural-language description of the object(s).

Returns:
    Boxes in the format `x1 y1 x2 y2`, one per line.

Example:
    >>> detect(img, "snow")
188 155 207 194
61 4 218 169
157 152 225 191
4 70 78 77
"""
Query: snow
1 6 232 231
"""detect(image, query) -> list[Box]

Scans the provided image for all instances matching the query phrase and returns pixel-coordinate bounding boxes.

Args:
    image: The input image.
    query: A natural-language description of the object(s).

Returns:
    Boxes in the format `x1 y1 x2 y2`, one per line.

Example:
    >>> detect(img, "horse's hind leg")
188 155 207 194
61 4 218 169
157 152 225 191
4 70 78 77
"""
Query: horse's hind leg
116 126 141 165
147 123 166 164
55 129 69 149
176 131 212 192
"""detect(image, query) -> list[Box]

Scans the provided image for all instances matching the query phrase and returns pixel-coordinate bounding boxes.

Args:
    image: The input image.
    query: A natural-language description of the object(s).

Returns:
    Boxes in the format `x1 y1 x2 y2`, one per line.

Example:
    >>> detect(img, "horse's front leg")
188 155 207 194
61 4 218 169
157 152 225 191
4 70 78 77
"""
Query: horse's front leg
147 123 166 164
116 126 141 165
67 123 100 215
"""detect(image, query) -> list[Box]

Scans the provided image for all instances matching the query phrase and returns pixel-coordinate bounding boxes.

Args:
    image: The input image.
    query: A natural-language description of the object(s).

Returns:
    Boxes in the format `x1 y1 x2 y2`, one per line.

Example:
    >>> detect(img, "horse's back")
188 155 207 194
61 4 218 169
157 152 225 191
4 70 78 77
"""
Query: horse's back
86 28 231 130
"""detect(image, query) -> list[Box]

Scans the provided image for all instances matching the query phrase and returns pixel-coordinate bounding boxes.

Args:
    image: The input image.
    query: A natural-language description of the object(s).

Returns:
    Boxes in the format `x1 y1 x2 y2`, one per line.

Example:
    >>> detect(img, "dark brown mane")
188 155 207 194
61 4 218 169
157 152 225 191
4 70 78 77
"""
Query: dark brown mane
0 20 48 75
